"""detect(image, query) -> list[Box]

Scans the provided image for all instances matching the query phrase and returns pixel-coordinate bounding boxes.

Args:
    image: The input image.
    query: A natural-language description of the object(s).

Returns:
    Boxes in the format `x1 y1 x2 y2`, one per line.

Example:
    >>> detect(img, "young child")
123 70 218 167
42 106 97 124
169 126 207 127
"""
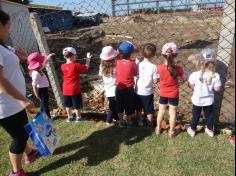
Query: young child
135 43 158 126
116 41 137 128
99 46 119 125
61 47 91 122
155 42 186 138
187 48 221 137
27 52 54 119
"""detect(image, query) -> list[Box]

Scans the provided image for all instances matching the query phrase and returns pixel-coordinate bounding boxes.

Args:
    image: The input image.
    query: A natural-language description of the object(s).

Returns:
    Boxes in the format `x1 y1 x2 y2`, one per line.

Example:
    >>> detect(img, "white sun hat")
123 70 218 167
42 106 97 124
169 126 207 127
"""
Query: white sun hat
201 48 216 61
100 46 119 61
162 42 178 55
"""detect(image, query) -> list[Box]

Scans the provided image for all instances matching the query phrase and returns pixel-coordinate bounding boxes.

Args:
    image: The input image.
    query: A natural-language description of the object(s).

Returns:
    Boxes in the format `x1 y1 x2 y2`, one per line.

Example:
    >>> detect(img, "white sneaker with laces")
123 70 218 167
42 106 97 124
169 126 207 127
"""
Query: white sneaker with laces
66 117 73 122
205 127 214 137
187 127 196 137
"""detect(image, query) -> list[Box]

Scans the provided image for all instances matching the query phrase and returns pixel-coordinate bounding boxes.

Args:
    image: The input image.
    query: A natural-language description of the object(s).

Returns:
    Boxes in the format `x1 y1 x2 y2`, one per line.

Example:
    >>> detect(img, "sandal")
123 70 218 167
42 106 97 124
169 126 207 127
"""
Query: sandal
168 130 176 139
155 127 162 135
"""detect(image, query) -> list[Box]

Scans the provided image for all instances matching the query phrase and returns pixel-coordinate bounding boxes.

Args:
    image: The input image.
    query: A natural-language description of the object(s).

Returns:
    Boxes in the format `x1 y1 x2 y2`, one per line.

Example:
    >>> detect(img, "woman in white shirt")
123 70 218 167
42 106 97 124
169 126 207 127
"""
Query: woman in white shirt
0 10 38 176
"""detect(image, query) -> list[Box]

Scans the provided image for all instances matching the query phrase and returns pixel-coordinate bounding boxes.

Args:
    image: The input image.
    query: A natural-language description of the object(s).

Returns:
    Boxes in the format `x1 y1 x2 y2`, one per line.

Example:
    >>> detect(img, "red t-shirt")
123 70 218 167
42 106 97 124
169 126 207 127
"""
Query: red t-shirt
61 63 88 96
116 59 137 89
157 64 184 98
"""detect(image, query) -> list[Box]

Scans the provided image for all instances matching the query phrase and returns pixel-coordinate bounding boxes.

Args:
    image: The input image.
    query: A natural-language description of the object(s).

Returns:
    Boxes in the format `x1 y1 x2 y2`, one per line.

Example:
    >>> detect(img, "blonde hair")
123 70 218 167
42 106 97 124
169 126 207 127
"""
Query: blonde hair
199 60 216 85
99 60 116 77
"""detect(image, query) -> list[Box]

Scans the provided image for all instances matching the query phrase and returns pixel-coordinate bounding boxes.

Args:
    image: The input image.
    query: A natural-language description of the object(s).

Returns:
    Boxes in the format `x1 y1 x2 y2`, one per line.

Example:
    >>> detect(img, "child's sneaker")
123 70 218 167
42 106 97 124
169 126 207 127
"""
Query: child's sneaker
9 169 27 176
205 127 214 137
75 117 82 123
24 149 40 164
138 118 144 127
187 127 196 137
66 117 73 122
118 121 126 128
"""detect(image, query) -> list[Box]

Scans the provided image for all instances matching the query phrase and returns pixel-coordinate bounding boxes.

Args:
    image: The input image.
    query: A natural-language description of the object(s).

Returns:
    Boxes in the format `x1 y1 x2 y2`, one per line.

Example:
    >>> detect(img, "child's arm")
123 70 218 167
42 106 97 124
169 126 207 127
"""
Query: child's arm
85 52 92 69
213 73 222 92
32 85 41 100
214 86 221 92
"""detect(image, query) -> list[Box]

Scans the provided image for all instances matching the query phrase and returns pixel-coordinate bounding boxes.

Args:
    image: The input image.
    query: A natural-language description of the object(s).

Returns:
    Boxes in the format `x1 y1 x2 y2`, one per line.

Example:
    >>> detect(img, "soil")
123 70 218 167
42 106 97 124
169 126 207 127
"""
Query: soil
27 12 234 124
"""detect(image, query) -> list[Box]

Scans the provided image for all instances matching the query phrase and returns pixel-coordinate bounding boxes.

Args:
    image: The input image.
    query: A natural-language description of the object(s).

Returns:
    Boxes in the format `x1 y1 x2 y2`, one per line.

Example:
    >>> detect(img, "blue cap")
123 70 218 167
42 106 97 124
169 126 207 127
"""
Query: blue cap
119 41 135 55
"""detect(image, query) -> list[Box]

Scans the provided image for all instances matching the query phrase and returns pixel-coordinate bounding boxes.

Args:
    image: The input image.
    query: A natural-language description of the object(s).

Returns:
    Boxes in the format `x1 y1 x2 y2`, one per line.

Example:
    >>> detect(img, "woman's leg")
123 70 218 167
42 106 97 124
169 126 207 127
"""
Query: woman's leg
169 105 177 134
38 88 51 118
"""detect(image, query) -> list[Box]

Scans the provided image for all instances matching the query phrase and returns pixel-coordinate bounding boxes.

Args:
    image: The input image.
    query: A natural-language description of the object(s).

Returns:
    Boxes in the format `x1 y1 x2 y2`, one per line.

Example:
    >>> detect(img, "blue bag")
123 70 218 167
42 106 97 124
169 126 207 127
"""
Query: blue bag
24 112 60 156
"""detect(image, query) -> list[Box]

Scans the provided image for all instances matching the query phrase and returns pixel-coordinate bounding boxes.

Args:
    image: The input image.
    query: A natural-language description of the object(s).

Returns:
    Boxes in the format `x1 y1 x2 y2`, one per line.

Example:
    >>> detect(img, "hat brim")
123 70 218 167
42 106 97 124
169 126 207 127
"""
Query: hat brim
100 51 119 61
28 62 41 70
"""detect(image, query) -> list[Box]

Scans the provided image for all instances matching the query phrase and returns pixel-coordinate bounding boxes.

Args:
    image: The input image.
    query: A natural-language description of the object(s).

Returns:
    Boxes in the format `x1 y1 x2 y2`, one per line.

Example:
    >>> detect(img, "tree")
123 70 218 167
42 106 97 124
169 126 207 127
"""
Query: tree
8 0 31 5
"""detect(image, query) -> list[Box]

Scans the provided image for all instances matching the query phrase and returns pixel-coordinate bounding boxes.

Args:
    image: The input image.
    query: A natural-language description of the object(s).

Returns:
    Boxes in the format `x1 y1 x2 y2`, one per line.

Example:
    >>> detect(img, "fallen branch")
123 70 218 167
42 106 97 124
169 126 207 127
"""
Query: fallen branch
106 34 133 39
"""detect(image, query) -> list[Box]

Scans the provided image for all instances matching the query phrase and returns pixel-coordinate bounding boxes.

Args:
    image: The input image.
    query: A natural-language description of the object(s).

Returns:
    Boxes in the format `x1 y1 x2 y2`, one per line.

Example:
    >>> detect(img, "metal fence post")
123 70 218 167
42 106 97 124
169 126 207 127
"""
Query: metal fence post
215 0 235 121
30 13 63 108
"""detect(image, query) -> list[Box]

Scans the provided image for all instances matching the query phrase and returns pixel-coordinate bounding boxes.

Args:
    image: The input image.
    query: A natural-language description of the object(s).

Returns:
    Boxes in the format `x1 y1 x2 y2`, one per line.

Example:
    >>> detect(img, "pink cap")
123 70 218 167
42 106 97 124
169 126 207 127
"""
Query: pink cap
162 42 178 55
27 52 48 70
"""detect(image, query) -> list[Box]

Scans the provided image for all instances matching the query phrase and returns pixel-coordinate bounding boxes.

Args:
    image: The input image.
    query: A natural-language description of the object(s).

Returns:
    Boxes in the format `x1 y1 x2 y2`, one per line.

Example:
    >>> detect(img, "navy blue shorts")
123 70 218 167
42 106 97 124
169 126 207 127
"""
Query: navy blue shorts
135 94 154 115
159 96 179 106
115 88 135 116
63 94 83 109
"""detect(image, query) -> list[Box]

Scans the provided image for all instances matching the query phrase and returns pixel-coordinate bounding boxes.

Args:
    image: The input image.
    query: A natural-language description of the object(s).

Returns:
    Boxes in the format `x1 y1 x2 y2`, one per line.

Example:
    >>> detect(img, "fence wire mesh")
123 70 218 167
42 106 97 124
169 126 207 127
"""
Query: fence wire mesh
1 0 234 124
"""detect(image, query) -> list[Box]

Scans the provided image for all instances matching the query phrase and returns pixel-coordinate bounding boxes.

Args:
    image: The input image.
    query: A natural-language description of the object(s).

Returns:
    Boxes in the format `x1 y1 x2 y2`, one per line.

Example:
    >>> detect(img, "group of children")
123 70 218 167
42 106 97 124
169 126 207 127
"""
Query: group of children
26 41 222 139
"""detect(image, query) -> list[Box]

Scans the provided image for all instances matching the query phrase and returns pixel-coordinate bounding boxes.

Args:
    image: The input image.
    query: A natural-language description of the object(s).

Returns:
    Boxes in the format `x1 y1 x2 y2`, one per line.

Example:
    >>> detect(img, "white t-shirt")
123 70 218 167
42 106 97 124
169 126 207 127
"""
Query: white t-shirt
135 60 158 96
31 70 49 88
99 67 116 98
0 45 26 119
188 71 222 106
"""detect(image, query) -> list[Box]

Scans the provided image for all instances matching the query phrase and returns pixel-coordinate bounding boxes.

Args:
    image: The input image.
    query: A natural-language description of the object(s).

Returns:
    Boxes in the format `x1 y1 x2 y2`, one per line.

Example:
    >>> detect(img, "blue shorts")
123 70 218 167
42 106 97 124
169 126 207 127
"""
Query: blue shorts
135 94 154 115
115 88 135 116
63 94 83 109
159 96 179 106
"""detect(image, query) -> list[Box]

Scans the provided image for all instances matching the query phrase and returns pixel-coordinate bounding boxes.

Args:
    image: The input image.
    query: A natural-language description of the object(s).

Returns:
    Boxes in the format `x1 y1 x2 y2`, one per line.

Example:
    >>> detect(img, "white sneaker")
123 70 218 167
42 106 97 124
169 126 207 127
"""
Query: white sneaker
205 127 214 137
187 127 196 137
75 117 82 123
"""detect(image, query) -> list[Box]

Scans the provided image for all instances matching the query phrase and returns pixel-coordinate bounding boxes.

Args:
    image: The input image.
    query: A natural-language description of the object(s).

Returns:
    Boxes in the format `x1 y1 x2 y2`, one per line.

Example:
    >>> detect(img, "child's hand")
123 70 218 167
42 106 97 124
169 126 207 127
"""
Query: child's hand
15 48 28 61
48 53 56 59
86 52 92 59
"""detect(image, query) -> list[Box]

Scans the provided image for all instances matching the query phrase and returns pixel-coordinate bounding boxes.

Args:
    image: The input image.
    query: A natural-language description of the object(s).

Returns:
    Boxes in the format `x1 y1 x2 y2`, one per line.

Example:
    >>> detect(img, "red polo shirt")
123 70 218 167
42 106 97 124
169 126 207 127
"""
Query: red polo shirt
61 63 87 96
157 64 184 98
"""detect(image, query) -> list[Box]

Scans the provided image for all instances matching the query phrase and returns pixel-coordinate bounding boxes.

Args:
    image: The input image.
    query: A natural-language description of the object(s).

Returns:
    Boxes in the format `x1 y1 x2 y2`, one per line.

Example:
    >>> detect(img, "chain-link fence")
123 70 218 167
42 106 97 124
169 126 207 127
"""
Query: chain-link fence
1 0 234 124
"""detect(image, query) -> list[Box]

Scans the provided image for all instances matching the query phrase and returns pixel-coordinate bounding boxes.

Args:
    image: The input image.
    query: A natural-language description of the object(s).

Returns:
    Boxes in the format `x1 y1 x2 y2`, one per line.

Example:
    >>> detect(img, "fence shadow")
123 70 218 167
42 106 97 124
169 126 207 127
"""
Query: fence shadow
28 126 153 175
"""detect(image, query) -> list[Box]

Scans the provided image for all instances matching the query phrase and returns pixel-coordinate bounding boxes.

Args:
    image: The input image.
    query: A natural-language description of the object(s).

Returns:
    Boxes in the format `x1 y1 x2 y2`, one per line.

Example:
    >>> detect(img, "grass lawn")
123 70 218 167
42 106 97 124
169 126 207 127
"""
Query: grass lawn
0 119 235 176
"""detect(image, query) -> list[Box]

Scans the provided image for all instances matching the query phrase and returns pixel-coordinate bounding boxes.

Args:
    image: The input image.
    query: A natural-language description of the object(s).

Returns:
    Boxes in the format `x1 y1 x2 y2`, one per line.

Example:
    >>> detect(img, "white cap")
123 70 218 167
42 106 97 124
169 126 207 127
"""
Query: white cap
63 47 77 55
201 48 216 61
100 46 119 61
162 42 178 55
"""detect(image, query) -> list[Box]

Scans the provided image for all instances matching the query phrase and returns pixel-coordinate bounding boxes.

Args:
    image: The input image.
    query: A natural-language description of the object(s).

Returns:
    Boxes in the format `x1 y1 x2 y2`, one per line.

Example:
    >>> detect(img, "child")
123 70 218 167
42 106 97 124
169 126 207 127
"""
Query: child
116 41 136 128
27 52 54 119
135 43 158 126
61 47 91 122
99 46 119 125
155 42 186 138
187 48 221 137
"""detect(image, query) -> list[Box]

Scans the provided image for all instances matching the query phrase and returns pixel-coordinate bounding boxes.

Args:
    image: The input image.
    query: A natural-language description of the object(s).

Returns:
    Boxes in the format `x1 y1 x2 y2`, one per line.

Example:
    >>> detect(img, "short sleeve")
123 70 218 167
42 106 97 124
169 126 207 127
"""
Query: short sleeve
153 66 159 79
31 71 40 86
0 53 3 67
133 62 137 76
214 73 222 87
188 72 195 85
76 63 88 73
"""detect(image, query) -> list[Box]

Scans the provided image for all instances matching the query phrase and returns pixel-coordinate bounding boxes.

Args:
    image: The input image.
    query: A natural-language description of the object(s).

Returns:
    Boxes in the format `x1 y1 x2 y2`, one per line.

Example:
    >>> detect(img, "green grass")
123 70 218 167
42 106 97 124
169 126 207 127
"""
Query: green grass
0 119 235 176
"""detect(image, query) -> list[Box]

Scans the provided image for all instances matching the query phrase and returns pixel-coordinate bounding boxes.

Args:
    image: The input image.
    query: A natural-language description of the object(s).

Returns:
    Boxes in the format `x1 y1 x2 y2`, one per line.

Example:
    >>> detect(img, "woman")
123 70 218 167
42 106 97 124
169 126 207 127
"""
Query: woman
0 10 39 176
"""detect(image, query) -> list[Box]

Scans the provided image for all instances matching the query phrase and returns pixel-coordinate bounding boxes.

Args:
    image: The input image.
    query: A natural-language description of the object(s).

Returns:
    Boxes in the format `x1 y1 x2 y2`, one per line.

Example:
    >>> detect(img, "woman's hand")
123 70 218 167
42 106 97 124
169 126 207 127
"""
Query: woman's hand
15 48 28 61
19 98 35 109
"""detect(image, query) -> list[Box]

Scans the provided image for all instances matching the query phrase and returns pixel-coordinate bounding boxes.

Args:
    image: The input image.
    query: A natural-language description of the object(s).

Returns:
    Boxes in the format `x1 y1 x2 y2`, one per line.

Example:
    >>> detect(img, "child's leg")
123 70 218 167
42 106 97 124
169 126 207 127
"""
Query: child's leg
203 105 214 130
169 105 177 133
66 107 73 118
191 105 202 130
39 88 51 118
124 88 135 126
116 88 125 125
74 109 81 118
156 104 167 129
107 97 116 123
72 94 83 120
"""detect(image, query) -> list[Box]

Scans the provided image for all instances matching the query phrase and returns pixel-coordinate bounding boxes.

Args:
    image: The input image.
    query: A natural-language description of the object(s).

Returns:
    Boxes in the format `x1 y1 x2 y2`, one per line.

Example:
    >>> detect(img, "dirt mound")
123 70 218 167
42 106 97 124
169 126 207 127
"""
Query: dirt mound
123 16 147 23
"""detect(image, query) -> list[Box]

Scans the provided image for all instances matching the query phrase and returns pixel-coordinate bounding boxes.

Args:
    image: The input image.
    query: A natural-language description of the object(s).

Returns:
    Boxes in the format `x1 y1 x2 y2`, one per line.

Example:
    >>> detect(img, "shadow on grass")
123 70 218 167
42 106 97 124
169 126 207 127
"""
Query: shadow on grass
28 125 153 175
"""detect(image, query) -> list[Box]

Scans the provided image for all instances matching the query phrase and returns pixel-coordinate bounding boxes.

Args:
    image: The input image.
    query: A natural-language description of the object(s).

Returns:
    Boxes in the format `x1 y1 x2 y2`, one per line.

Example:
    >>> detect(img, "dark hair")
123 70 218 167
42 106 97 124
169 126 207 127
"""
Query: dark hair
63 51 75 58
0 10 10 26
142 43 156 58
100 60 116 77
163 49 178 79
118 49 132 60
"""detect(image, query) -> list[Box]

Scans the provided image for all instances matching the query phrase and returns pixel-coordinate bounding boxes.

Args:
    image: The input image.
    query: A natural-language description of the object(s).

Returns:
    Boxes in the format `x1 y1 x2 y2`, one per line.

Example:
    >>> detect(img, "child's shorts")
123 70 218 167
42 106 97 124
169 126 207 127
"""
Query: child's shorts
115 88 135 116
159 96 179 106
63 94 83 109
135 94 154 115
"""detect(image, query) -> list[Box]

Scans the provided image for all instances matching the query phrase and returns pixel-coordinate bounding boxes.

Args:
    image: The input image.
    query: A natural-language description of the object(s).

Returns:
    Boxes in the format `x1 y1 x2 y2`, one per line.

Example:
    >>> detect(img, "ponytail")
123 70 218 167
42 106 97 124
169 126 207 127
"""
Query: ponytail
165 52 178 79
